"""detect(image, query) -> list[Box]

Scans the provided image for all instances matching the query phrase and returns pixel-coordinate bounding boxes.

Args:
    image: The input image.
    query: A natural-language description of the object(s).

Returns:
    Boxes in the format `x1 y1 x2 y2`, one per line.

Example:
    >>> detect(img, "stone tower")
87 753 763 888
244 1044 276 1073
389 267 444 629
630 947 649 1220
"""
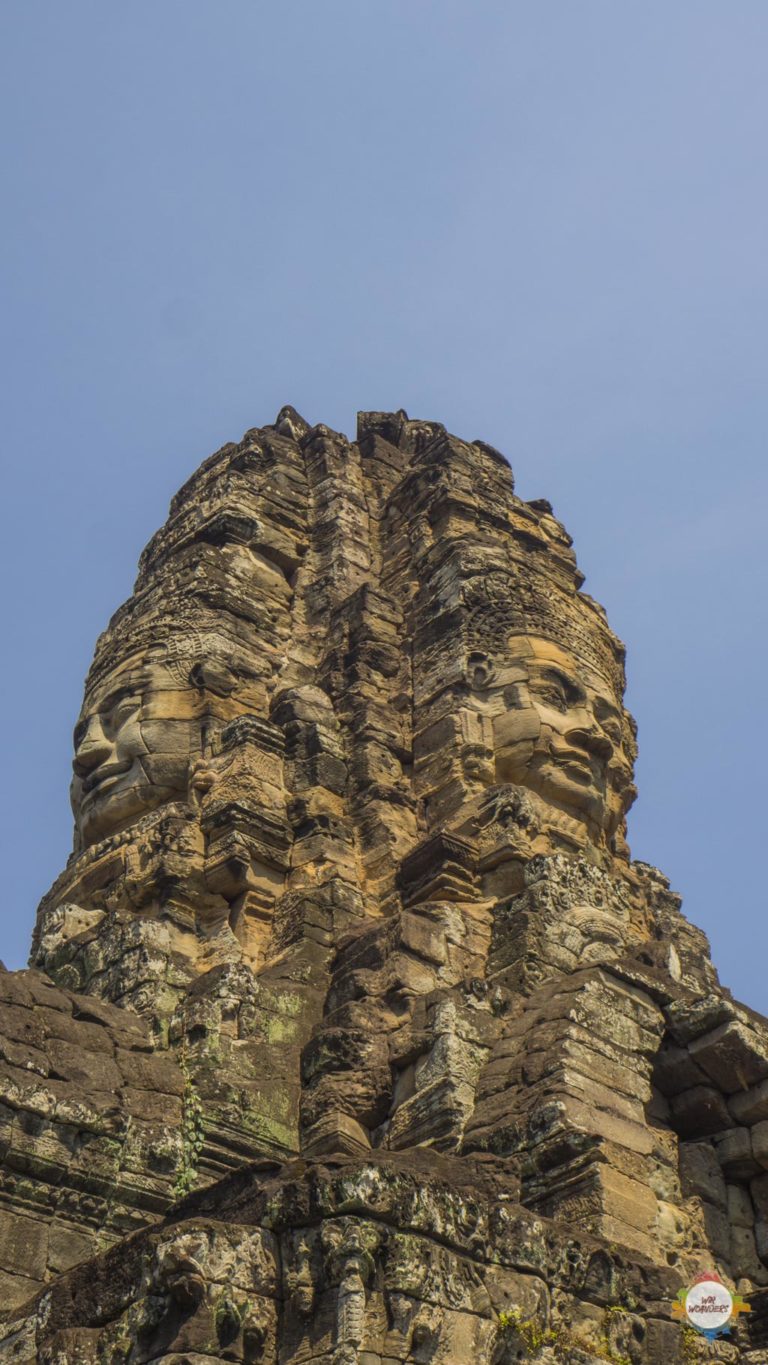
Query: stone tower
1 411 766 1361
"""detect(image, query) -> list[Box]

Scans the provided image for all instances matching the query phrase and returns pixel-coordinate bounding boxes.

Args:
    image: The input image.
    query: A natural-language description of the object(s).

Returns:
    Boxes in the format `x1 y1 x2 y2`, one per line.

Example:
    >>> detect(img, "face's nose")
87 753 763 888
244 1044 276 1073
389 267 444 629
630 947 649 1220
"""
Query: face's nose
565 724 613 764
73 714 113 777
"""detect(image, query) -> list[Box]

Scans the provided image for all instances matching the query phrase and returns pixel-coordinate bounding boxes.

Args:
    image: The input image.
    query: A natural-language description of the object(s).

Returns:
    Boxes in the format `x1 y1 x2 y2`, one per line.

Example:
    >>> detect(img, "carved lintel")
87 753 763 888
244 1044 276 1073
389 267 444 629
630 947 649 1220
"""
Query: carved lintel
397 832 479 907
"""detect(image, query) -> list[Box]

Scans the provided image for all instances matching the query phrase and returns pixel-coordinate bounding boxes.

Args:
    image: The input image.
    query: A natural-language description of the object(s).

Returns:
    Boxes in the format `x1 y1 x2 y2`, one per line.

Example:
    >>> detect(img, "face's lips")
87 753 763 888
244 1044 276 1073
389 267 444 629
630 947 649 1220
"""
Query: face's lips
554 746 599 782
81 758 134 800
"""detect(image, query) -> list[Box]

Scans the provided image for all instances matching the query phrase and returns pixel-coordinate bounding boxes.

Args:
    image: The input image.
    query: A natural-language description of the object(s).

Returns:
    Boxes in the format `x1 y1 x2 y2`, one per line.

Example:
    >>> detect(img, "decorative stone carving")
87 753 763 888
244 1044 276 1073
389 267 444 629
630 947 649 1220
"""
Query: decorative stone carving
0 408 765 1361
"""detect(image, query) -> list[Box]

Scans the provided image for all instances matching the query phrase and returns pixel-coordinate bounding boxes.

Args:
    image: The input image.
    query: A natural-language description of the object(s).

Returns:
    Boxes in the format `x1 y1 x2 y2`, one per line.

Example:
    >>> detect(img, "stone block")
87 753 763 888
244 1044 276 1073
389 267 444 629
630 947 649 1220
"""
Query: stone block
665 995 735 1046
670 1085 731 1137
729 1077 768 1127
594 1212 657 1261
690 1020 768 1094
701 1201 732 1262
599 1165 658 1233
752 1172 768 1218
302 1110 371 1157
644 1320 686 1364
756 1218 768 1266
753 1120 768 1170
727 1182 754 1228
397 832 478 906
45 1039 123 1094
0 1269 45 1321
399 912 447 967
47 1222 99 1276
714 1127 760 1179
114 1050 183 1096
653 1044 708 1098
0 1210 48 1279
555 1094 656 1156
731 1223 766 1280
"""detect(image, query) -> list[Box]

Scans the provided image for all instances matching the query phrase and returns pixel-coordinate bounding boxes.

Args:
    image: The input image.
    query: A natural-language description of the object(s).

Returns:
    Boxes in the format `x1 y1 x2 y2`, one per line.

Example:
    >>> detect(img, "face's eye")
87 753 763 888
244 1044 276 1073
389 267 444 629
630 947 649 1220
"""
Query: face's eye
534 681 570 712
100 694 141 740
112 698 140 723
602 719 623 746
109 700 139 726
593 701 624 747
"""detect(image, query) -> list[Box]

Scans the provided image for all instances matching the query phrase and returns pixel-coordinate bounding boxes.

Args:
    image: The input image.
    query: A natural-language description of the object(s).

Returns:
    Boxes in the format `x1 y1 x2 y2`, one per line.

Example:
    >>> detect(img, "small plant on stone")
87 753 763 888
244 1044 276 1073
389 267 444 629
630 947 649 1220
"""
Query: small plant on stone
592 1306 632 1365
497 1307 560 1356
215 1295 244 1346
680 1324 703 1363
173 1045 205 1199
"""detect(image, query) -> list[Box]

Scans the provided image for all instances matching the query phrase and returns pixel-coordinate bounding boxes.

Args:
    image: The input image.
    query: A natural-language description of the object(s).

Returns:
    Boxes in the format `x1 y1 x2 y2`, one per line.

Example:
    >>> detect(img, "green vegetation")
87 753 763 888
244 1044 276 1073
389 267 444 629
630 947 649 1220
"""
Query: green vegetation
497 1307 561 1355
680 1325 704 1363
593 1306 632 1365
496 1305 636 1364
173 1046 205 1199
215 1295 244 1345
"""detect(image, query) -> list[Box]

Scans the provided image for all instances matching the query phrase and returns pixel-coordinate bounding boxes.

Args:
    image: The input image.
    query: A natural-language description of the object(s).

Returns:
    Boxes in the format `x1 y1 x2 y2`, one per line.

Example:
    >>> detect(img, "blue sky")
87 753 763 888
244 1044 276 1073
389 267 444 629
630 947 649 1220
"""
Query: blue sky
2 3 767 1007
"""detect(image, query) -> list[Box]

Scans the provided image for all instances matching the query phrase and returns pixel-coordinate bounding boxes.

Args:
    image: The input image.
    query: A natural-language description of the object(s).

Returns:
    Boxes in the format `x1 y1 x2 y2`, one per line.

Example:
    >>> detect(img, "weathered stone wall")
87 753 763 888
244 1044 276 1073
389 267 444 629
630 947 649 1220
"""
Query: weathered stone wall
0 409 765 1361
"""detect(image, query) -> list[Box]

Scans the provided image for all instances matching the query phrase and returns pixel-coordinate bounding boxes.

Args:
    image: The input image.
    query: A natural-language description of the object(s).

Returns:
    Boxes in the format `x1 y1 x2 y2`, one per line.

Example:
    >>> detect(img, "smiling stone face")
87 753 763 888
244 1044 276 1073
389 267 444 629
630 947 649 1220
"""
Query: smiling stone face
71 655 199 847
492 635 636 843
70 640 254 849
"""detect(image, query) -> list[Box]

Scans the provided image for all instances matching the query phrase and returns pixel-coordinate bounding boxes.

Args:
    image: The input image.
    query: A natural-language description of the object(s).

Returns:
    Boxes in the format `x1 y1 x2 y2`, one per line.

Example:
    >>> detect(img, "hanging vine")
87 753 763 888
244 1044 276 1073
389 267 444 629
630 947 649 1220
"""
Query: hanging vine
173 1043 205 1199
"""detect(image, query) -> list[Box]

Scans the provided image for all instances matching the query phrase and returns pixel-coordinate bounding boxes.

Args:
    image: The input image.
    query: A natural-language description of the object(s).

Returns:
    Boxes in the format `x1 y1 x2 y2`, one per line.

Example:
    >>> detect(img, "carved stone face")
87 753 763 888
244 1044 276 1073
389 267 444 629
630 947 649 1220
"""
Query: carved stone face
71 657 191 846
491 636 635 840
70 648 244 848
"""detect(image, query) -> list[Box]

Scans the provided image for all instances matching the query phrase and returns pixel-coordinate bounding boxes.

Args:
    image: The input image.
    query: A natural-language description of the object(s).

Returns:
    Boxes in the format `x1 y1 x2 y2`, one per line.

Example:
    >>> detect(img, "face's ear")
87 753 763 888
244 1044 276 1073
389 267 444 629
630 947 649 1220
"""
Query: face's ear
188 660 238 697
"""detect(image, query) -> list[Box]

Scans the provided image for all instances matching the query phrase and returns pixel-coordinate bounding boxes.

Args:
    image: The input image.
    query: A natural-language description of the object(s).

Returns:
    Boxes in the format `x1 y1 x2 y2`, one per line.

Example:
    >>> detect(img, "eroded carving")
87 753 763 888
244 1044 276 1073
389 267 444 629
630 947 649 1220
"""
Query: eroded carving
0 409 763 1363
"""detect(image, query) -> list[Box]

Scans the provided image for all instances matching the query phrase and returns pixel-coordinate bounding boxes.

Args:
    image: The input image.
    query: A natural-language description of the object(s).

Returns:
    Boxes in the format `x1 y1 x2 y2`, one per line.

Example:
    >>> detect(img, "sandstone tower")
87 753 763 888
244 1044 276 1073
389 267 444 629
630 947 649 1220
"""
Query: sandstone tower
1 410 766 1361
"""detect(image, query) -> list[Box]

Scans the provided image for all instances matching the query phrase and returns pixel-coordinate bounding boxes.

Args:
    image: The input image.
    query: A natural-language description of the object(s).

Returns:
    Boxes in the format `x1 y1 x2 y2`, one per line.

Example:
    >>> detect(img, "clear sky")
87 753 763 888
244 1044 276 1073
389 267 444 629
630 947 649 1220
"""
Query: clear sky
2 3 767 1008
